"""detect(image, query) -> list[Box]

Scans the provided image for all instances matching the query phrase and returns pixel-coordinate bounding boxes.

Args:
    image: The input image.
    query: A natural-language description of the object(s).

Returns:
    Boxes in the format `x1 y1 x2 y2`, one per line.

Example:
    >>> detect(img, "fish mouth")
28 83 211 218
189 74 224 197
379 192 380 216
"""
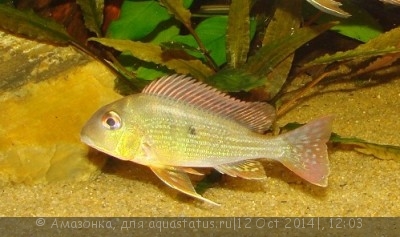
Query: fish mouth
80 135 104 152
80 135 112 157
80 135 131 161
80 135 94 147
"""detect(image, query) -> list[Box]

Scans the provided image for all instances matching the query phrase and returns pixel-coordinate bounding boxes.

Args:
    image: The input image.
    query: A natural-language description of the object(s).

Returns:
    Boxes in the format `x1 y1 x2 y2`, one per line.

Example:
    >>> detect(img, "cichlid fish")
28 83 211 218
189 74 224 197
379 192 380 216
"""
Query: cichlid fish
306 0 400 18
380 0 400 5
81 74 333 205
306 0 351 18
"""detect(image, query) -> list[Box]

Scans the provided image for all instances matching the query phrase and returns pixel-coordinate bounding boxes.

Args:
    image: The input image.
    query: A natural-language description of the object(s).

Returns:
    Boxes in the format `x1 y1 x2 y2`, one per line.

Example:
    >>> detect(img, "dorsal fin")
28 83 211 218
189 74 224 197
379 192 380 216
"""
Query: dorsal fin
142 74 276 133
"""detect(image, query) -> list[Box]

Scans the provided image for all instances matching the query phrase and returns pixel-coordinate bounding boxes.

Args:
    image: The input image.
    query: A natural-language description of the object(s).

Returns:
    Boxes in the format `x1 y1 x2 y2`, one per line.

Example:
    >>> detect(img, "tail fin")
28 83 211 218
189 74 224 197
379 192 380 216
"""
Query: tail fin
279 116 333 187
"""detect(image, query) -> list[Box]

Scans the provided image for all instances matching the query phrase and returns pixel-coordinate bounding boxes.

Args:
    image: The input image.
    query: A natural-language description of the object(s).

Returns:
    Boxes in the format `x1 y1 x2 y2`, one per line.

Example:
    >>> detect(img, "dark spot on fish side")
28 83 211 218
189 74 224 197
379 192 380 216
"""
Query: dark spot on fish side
188 126 196 136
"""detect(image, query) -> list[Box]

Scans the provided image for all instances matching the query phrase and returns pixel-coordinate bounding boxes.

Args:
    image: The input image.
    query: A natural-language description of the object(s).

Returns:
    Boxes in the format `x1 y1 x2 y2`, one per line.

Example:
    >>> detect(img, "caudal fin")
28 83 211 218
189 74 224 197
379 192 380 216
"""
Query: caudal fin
279 116 333 187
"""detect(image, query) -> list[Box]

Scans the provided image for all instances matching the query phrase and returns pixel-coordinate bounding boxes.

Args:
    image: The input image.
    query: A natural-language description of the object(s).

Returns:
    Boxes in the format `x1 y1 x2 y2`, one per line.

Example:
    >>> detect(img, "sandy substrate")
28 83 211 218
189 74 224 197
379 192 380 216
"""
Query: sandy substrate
1 74 399 217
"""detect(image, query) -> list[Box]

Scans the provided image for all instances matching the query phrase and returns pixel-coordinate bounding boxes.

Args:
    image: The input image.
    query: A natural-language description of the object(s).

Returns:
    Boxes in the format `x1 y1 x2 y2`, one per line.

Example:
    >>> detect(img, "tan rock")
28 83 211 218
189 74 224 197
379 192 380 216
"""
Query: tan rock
0 32 122 184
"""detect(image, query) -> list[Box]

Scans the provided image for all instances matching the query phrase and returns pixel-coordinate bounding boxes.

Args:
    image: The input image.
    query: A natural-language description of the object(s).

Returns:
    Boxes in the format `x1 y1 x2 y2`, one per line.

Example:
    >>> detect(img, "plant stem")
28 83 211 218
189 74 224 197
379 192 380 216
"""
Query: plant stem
277 71 332 117
186 26 219 72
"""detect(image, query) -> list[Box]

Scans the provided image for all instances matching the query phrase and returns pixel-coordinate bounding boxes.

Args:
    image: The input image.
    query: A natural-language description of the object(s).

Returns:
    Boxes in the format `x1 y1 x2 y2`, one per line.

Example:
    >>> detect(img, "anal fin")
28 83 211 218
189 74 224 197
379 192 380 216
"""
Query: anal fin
215 160 267 180
150 166 219 206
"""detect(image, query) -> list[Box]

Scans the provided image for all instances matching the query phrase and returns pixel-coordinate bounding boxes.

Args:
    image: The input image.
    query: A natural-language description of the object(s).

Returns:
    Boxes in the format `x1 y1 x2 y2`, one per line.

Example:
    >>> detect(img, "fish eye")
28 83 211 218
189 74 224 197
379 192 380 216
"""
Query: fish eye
101 111 122 130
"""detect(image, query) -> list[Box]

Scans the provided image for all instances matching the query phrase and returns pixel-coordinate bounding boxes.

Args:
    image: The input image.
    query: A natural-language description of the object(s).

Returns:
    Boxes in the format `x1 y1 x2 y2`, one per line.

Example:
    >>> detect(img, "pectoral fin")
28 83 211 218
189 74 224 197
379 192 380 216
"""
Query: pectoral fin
181 167 204 176
215 160 267 180
150 166 219 206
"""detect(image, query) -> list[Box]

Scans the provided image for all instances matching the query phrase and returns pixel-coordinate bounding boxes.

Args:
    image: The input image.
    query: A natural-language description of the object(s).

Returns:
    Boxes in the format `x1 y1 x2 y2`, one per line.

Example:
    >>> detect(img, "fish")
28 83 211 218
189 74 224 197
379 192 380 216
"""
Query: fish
380 0 400 5
306 0 351 18
306 0 400 18
81 74 333 205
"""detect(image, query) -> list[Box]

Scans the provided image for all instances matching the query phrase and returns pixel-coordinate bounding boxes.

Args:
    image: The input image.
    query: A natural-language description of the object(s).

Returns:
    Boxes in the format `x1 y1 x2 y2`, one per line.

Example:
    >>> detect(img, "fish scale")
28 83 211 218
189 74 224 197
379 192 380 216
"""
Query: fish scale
138 96 284 166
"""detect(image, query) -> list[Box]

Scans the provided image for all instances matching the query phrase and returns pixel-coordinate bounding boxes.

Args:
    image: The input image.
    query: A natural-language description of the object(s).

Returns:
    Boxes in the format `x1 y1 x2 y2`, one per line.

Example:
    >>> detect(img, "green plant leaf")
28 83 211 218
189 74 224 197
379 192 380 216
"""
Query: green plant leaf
157 0 220 68
171 16 257 67
144 19 180 43
107 1 171 40
160 41 202 55
117 51 170 81
91 38 214 81
226 0 251 68
207 68 262 92
304 0 383 42
159 0 192 28
208 22 336 93
173 16 228 66
305 48 400 66
330 133 400 162
136 66 168 80
259 0 302 100
329 1 383 43
305 26 400 66
0 0 13 5
354 51 400 76
0 5 71 44
76 0 104 36
244 22 337 76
